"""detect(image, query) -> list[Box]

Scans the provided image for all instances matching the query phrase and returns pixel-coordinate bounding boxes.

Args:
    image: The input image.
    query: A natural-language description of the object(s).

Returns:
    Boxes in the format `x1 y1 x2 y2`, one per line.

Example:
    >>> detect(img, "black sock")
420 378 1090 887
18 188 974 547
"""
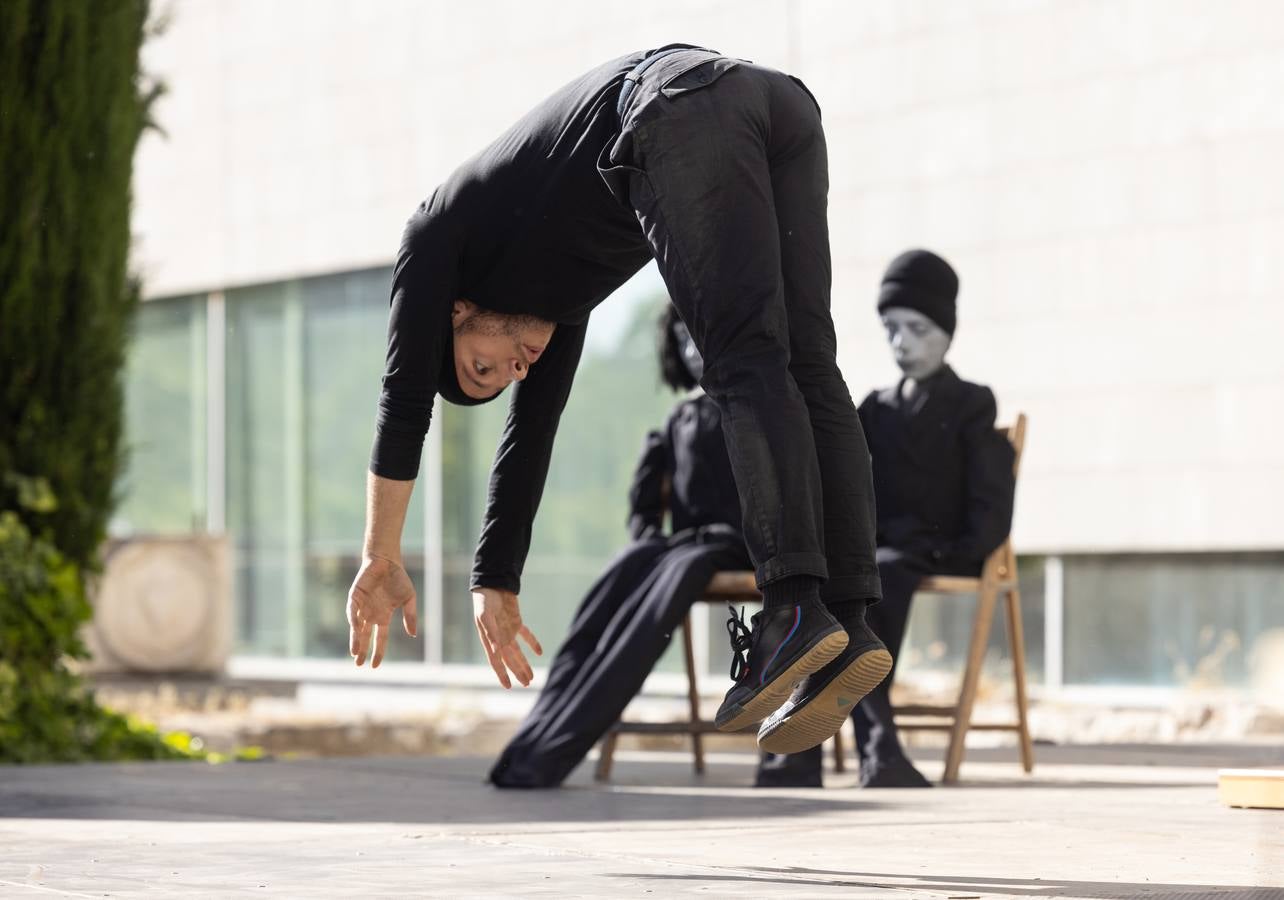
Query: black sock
760 575 822 611
826 598 868 630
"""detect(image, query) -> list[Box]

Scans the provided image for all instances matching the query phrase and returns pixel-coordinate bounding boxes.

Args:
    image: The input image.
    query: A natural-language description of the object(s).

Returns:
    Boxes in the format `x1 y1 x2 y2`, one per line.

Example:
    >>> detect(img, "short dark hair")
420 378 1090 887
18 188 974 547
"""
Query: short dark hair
657 304 697 393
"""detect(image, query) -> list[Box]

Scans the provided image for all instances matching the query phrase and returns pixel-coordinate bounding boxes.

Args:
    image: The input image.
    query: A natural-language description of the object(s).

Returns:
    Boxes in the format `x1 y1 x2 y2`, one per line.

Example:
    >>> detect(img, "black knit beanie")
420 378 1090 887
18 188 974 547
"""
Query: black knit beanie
877 249 959 336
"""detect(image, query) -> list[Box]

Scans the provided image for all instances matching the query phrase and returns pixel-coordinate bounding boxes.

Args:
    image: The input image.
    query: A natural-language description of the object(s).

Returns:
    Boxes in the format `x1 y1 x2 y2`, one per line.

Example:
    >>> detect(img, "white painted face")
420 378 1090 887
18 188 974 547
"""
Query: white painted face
880 307 951 381
672 318 704 383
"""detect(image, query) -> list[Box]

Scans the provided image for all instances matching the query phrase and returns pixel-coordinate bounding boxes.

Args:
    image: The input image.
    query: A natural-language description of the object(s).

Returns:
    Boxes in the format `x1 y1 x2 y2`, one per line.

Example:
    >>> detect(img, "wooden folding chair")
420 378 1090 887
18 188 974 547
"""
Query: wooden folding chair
595 572 847 780
892 413 1033 784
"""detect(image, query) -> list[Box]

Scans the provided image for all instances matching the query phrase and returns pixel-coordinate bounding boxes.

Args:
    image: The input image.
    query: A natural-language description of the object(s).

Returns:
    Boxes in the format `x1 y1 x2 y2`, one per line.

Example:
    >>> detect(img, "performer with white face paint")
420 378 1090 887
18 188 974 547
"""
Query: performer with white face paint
757 249 1017 788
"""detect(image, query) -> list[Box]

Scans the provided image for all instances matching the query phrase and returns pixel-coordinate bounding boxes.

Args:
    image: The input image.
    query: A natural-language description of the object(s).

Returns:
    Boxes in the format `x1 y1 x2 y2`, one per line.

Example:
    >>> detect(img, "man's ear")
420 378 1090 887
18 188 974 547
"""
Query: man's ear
451 298 475 325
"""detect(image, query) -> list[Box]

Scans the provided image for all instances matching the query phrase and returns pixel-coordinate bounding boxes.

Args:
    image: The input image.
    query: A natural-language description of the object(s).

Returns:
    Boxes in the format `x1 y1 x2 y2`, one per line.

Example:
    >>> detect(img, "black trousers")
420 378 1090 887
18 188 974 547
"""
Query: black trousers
851 551 927 762
490 530 749 788
602 52 880 604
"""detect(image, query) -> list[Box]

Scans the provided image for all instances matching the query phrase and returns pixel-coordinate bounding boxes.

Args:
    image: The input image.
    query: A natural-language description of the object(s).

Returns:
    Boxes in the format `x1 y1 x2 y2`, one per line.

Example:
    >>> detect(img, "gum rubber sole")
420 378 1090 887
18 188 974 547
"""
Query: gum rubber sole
756 647 894 754
715 630 849 733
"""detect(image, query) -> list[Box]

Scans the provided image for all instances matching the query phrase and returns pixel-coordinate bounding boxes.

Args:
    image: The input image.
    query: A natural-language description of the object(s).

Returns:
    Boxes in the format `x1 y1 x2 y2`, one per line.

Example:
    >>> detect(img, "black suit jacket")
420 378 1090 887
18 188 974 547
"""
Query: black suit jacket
627 393 741 540
857 366 1016 575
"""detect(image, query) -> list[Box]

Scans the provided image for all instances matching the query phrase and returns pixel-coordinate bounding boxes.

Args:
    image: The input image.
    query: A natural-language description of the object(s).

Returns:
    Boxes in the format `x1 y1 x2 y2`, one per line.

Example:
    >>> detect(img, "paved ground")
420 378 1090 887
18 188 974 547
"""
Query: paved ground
2 743 1282 898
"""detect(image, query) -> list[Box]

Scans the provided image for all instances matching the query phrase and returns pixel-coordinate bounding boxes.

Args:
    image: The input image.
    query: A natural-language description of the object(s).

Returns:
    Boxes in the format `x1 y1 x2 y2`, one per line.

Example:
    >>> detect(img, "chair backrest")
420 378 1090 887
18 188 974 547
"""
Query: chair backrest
984 413 1028 584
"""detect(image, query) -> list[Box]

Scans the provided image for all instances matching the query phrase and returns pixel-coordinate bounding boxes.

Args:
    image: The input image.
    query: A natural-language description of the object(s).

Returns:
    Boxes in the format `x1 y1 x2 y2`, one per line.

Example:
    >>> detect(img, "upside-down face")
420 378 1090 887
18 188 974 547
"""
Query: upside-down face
451 300 556 400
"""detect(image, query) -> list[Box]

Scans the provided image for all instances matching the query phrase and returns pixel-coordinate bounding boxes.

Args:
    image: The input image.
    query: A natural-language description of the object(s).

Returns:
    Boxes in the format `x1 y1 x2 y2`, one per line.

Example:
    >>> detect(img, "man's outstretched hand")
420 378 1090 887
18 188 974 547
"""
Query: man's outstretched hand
347 555 418 667
473 587 543 689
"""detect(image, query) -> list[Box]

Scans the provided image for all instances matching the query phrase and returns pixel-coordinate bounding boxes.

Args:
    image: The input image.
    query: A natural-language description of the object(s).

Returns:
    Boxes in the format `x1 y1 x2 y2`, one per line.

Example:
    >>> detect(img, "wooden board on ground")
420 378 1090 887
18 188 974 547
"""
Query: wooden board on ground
1218 768 1284 810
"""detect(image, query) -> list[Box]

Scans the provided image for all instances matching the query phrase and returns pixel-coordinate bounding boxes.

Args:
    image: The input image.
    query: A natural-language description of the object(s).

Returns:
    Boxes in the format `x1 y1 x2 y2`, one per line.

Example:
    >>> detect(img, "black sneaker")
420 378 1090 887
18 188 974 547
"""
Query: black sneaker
714 602 848 733
756 621 892 754
755 747 824 788
860 755 933 788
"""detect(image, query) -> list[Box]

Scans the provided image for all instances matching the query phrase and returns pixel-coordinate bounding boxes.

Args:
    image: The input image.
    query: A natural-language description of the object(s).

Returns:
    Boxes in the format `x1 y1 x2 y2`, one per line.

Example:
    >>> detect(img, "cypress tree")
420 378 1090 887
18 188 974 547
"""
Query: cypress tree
0 0 157 566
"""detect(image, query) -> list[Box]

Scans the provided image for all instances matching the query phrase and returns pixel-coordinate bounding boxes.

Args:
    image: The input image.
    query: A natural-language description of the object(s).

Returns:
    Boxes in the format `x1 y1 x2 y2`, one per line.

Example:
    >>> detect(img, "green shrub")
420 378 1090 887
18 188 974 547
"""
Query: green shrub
0 506 199 762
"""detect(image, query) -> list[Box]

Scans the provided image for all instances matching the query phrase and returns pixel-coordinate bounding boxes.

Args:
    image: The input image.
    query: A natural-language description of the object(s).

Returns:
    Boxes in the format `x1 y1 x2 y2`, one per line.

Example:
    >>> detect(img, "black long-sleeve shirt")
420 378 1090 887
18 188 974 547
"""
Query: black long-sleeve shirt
370 51 661 594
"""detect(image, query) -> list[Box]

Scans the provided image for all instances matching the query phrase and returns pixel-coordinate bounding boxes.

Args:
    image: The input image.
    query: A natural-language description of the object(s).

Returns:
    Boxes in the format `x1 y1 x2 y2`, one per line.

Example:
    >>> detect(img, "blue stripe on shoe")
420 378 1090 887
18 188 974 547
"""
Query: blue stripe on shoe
759 605 802 686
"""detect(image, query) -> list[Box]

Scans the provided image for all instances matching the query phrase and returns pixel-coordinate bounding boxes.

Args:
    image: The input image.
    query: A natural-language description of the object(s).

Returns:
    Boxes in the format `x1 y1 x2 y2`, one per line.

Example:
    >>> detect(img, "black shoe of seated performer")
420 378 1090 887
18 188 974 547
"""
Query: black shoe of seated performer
754 746 824 788
488 753 558 789
756 620 892 754
860 755 933 788
714 602 848 733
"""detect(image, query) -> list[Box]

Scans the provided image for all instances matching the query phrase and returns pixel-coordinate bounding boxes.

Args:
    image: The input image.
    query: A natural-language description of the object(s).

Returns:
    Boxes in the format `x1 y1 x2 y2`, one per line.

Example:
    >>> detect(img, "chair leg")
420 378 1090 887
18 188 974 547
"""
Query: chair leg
944 583 998 784
832 726 846 774
681 613 705 775
595 730 619 782
1004 588 1035 774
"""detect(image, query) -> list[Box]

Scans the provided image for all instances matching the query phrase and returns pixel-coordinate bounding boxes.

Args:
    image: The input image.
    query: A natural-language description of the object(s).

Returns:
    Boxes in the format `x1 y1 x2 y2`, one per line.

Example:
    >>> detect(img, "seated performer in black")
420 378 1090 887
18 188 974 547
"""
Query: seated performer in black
347 44 891 752
756 249 1016 788
490 307 747 788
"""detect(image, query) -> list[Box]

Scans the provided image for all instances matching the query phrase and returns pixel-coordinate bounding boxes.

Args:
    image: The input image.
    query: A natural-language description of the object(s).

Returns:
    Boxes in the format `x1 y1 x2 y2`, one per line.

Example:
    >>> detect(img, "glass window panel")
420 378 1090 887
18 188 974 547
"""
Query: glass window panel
301 269 425 662
226 269 425 660
440 385 507 665
226 284 289 656
115 296 207 536
898 556 1046 689
1063 553 1284 689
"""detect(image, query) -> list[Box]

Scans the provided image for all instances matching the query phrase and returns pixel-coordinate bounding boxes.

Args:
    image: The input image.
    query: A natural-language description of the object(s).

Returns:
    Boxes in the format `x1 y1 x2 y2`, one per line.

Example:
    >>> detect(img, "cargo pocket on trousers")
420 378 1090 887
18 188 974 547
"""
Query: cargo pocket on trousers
596 135 655 213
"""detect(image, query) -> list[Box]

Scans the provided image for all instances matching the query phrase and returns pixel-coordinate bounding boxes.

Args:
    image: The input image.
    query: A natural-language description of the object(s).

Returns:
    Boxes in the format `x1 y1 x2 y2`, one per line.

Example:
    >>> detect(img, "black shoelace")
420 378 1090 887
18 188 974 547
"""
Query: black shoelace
725 604 753 681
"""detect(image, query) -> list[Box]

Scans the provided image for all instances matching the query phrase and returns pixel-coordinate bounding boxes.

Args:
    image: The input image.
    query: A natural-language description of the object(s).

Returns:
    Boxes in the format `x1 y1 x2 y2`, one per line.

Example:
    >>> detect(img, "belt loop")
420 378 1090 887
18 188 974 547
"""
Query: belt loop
616 46 694 122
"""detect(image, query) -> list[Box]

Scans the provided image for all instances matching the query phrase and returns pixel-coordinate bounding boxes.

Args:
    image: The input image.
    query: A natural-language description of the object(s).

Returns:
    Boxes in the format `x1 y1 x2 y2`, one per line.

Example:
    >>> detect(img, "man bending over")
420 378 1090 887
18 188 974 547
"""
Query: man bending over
347 45 890 754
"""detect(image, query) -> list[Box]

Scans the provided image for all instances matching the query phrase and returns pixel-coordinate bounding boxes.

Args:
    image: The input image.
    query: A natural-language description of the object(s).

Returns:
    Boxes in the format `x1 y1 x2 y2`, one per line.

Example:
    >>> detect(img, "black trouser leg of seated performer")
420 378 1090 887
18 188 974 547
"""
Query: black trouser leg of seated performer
851 552 931 786
608 54 884 736
490 536 749 788
491 539 668 786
